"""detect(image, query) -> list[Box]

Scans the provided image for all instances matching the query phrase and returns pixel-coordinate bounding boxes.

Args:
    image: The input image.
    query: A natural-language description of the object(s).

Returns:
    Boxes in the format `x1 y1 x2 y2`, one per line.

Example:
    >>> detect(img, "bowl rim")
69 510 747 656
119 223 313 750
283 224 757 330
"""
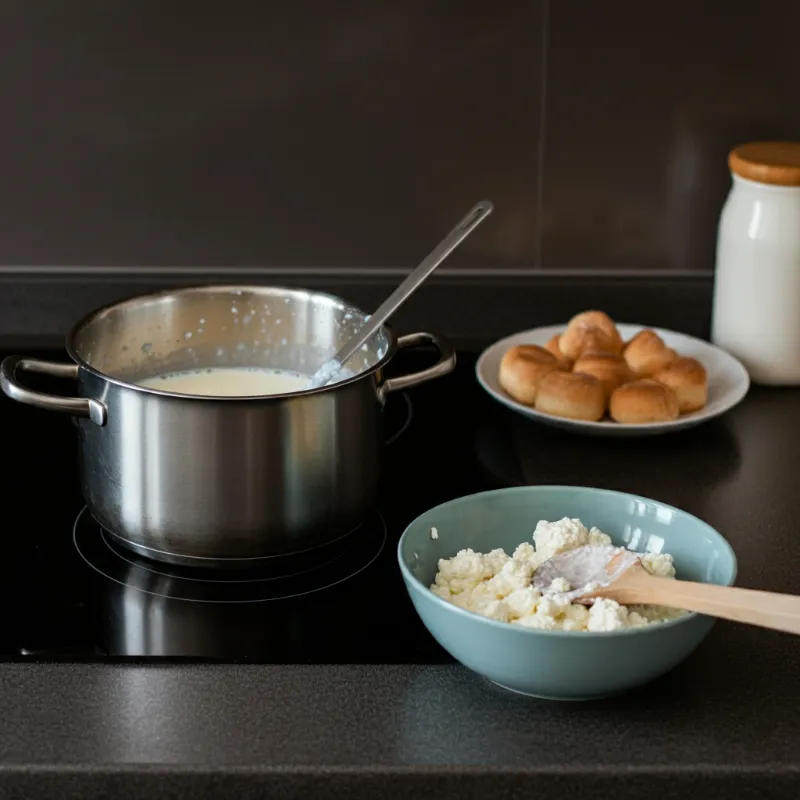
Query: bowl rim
396 485 739 639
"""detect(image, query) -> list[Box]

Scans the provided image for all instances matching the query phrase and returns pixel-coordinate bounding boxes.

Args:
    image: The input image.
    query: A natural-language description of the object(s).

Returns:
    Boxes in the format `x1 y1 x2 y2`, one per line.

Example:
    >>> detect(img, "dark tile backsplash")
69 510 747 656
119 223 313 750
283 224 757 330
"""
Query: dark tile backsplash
542 0 800 272
0 0 796 274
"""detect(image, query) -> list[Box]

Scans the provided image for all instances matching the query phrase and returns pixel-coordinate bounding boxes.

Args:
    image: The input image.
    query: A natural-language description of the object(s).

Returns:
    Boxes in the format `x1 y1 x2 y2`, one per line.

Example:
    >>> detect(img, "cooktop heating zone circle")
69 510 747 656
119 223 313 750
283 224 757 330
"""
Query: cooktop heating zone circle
384 391 413 446
73 507 387 603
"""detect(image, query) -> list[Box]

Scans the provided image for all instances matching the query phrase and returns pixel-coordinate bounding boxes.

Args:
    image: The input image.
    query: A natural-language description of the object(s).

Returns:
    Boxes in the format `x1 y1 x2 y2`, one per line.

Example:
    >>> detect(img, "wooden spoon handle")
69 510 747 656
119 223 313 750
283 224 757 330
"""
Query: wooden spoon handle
605 572 800 635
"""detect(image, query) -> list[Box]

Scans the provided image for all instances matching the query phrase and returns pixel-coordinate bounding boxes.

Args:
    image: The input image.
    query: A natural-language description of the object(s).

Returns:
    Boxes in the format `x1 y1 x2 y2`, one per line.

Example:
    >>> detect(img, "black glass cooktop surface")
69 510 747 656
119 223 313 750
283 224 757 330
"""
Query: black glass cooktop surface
0 342 524 664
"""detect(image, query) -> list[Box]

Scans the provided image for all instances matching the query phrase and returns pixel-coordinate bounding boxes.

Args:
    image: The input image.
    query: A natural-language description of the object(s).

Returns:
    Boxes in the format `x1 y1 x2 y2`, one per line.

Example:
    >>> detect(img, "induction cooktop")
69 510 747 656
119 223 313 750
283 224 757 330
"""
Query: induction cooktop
0 342 527 663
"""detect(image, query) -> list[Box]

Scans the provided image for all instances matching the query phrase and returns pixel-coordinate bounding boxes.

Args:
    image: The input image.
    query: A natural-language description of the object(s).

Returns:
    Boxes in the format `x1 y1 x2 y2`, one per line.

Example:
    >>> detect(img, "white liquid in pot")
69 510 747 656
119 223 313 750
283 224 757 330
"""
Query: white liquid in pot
138 367 313 397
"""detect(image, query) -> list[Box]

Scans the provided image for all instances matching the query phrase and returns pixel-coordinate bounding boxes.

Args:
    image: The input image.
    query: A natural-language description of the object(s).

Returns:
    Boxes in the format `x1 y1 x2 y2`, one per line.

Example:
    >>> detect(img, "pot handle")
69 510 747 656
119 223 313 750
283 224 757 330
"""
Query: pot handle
0 356 107 426
379 332 456 401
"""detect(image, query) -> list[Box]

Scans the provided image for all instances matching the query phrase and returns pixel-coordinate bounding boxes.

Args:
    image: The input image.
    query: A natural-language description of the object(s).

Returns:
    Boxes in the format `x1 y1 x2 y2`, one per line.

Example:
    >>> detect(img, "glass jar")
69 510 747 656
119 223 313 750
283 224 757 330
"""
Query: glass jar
711 141 800 385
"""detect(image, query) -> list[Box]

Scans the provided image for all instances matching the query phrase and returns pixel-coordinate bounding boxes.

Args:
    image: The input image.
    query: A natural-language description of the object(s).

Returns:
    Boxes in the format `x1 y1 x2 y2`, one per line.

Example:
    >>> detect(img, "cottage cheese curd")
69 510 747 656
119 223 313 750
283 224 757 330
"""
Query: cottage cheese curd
430 517 683 632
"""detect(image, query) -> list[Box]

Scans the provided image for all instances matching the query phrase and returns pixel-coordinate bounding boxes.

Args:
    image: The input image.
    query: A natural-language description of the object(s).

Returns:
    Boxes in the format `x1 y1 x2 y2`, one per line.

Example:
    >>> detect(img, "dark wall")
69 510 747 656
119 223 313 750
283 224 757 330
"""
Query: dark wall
0 1 797 274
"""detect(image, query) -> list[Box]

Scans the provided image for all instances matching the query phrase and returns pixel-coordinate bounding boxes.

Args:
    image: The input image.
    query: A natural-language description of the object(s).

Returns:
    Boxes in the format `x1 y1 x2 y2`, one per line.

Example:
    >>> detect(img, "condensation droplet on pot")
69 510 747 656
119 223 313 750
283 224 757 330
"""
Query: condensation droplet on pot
216 347 225 358
242 313 253 326
231 306 238 314
141 343 153 354
197 327 204 334
184 331 192 340
199 318 206 325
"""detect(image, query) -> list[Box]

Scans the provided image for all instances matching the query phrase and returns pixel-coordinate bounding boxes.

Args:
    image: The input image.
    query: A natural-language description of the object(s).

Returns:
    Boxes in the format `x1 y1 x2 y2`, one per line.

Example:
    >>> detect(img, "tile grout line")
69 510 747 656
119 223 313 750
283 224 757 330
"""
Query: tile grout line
534 0 551 269
0 266 714 279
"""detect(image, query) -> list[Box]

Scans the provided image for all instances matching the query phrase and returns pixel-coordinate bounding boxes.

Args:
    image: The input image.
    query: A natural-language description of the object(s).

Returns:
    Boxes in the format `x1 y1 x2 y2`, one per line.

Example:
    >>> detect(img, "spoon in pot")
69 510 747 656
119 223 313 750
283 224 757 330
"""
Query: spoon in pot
308 199 494 388
532 545 800 635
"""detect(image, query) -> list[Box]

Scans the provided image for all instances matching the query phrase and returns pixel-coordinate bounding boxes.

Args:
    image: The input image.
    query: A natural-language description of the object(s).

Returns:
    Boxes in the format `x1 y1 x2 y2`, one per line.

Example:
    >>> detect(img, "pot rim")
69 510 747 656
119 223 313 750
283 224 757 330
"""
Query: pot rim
63 284 398 400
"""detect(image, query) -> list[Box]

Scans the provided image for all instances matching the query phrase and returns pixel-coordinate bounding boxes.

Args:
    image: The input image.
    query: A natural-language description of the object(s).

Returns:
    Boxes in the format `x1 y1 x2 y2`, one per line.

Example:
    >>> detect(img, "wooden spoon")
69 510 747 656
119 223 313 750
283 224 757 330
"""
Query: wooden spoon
532 545 800 635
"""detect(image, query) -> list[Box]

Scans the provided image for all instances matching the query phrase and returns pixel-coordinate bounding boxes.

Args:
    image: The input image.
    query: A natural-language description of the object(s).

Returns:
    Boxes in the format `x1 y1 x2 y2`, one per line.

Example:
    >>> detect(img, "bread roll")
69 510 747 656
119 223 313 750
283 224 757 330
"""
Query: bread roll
576 327 613 359
534 370 606 422
544 334 573 366
498 345 564 405
609 380 680 424
573 353 634 400
559 311 624 360
652 356 708 413
623 329 677 377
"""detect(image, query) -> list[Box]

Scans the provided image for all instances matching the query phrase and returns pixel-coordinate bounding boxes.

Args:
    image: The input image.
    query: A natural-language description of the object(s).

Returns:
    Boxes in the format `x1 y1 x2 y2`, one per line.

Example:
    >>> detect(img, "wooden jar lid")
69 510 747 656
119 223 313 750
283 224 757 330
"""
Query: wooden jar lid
729 142 800 187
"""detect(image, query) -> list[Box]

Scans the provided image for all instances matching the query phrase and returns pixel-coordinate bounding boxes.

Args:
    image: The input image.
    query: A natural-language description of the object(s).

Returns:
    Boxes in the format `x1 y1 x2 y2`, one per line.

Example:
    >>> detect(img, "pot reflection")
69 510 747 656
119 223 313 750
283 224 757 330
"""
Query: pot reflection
75 508 388 659
103 587 299 660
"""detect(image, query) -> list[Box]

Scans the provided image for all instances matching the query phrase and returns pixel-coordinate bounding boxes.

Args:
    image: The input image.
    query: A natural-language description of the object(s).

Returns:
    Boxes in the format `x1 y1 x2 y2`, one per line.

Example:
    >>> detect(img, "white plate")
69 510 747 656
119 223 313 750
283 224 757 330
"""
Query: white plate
475 323 750 437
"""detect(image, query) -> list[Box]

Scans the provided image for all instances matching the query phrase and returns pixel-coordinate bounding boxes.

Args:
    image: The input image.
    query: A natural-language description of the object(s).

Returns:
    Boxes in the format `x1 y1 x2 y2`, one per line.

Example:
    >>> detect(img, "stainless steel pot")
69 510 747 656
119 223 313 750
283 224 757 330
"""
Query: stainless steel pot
0 285 455 567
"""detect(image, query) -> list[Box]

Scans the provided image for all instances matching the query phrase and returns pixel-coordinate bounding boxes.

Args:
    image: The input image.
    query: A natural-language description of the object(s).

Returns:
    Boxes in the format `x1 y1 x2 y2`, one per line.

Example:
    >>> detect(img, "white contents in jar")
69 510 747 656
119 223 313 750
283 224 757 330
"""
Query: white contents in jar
138 367 312 397
430 517 684 632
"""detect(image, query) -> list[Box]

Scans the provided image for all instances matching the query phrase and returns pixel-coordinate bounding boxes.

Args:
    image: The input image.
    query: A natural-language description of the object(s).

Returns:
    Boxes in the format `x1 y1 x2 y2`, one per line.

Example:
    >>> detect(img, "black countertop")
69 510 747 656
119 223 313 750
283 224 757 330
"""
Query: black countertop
0 275 799 799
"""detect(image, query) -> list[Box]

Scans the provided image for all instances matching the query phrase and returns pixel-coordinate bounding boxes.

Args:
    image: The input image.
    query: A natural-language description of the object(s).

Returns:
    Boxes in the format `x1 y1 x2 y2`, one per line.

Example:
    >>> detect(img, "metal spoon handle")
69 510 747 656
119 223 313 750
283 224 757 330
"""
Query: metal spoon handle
329 199 494 370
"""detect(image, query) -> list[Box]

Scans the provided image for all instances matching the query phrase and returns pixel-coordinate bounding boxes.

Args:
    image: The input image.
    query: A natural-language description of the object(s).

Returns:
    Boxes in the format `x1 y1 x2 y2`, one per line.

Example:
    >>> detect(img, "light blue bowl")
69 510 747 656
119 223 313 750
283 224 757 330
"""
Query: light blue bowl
398 486 737 701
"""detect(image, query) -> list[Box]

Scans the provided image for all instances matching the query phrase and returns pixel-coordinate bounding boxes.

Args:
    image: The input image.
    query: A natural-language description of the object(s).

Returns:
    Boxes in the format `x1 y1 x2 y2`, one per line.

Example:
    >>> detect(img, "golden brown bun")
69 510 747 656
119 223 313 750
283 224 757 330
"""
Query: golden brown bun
652 356 708 413
559 311 624 360
623 329 678 377
498 345 564 405
609 380 680 424
544 334 573 366
573 353 635 400
534 370 606 422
